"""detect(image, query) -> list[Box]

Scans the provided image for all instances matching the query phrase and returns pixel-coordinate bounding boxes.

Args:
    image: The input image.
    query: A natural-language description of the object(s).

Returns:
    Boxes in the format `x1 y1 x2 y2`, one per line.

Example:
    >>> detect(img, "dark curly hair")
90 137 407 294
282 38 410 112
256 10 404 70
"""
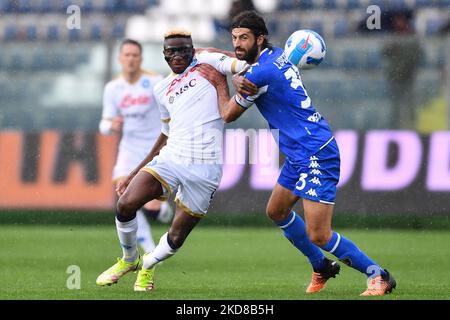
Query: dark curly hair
230 10 272 49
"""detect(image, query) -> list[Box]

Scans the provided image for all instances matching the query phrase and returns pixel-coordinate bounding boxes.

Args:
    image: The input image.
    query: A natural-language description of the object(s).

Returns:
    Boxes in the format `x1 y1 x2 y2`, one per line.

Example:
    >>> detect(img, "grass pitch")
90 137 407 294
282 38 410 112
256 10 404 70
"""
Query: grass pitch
0 224 449 300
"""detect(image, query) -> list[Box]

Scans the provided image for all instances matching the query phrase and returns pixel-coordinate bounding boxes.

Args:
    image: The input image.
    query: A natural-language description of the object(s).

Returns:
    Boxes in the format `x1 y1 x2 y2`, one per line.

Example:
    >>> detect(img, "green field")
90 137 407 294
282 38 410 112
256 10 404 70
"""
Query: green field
0 224 449 300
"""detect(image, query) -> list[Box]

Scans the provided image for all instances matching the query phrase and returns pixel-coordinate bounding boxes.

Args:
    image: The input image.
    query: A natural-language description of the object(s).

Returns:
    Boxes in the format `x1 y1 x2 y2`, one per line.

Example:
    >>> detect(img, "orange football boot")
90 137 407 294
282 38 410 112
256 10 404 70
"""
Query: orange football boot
306 258 340 293
360 269 396 296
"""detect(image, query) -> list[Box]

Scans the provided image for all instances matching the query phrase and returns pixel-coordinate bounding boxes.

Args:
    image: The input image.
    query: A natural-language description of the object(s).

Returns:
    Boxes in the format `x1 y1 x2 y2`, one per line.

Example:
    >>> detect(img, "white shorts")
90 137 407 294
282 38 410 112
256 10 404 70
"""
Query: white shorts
113 133 157 181
141 150 222 217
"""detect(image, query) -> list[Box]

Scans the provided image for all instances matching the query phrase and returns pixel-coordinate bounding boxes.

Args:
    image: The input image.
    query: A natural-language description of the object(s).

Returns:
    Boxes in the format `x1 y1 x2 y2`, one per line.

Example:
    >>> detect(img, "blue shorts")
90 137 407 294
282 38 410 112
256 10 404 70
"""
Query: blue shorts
277 138 340 204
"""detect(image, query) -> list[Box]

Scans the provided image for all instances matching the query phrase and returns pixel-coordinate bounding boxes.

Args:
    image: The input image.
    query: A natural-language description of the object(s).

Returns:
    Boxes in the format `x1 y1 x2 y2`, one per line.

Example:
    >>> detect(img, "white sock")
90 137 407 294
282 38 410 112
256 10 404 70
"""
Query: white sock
143 232 177 269
136 209 156 253
115 216 138 262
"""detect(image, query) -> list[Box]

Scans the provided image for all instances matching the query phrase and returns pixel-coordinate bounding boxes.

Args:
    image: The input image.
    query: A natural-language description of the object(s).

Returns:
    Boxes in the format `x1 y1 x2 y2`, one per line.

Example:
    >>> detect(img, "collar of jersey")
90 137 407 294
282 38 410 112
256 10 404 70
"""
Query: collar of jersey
255 47 272 65
121 70 144 84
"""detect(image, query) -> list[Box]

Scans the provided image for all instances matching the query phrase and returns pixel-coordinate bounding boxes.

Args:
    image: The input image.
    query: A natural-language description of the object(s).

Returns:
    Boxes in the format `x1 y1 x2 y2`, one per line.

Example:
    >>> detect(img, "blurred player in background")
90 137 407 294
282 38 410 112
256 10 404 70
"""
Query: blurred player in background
197 11 396 296
96 29 247 291
99 39 173 254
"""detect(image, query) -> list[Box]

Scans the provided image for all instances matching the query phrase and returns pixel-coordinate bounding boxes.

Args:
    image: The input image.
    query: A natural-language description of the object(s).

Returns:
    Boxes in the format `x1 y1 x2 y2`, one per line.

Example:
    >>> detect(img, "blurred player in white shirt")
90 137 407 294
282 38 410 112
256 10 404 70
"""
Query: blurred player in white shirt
96 29 247 291
99 39 173 254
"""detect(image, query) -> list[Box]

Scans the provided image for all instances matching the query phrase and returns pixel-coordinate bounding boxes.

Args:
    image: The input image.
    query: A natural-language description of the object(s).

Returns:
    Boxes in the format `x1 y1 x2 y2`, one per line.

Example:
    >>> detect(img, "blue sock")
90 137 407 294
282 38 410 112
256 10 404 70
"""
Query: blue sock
276 212 326 272
323 232 386 278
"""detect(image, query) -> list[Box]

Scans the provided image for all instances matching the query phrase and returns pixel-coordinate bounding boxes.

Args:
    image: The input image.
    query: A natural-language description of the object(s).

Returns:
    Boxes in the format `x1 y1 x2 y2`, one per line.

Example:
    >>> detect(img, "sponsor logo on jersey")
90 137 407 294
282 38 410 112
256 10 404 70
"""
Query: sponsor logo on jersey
119 95 151 108
168 79 197 104
166 66 197 96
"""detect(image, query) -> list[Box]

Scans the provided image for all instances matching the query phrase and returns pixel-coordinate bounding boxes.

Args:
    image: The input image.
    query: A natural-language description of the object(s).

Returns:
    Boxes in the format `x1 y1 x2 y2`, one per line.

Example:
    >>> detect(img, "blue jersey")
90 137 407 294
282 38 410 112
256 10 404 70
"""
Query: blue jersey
235 47 334 162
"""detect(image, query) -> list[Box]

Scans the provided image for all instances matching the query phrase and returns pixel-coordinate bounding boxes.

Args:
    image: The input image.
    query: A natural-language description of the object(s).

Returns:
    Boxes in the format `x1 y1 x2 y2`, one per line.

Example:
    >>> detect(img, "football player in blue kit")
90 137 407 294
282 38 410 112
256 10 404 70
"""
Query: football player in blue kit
197 11 396 296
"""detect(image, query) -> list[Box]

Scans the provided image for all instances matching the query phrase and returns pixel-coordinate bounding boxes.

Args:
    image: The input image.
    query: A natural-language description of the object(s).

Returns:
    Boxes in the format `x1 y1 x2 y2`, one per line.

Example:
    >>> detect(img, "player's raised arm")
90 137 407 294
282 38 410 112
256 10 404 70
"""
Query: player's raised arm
196 51 248 75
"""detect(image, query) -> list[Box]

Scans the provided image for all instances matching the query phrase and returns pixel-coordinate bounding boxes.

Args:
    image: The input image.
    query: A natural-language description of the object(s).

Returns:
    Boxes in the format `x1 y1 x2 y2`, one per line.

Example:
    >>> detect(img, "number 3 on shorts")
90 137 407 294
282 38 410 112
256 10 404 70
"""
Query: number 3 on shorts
295 173 308 191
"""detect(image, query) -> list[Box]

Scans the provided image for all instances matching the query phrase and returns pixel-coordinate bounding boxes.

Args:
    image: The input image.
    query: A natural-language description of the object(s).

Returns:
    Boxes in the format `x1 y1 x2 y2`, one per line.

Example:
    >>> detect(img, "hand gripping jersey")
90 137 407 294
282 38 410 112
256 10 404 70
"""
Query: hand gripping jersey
153 51 246 162
235 47 334 162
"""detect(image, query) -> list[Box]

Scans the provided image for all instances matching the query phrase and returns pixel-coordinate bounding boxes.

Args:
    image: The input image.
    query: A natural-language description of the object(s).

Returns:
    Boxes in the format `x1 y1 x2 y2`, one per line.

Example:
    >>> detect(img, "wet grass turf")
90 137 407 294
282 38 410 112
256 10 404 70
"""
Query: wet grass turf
0 225 449 300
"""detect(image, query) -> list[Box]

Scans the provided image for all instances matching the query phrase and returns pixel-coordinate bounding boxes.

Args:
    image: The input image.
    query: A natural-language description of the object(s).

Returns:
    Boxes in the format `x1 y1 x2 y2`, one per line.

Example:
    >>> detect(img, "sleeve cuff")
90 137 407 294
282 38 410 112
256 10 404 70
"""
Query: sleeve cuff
161 122 170 136
235 94 254 109
99 119 113 135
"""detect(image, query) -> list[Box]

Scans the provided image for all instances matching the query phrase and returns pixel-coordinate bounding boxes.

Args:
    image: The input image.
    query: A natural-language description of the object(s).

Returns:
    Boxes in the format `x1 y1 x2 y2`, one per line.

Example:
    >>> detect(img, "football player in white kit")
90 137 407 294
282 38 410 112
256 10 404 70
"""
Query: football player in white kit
96 29 247 291
99 39 173 254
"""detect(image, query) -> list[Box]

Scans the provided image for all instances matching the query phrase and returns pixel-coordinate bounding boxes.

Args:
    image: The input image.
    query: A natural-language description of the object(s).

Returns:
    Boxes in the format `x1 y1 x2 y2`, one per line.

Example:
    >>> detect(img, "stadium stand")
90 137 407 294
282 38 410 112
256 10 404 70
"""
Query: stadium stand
0 0 448 130
0 0 448 41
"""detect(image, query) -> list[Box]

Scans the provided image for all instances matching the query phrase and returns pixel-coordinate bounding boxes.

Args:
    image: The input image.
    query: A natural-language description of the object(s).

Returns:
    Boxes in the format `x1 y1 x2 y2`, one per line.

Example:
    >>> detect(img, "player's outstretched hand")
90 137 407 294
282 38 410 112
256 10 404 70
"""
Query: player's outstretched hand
232 69 258 96
196 64 228 89
116 173 134 196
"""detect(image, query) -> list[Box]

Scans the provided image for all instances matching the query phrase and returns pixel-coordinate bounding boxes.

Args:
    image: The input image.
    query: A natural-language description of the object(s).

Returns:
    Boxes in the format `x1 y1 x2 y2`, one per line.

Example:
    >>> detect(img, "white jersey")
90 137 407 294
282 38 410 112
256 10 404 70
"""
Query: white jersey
153 51 247 162
101 70 164 179
102 71 164 141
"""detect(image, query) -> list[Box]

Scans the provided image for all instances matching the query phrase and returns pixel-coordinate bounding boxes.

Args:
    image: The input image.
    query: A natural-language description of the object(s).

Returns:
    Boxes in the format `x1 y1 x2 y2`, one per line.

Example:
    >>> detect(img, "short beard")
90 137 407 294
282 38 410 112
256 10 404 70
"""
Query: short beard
239 41 259 63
